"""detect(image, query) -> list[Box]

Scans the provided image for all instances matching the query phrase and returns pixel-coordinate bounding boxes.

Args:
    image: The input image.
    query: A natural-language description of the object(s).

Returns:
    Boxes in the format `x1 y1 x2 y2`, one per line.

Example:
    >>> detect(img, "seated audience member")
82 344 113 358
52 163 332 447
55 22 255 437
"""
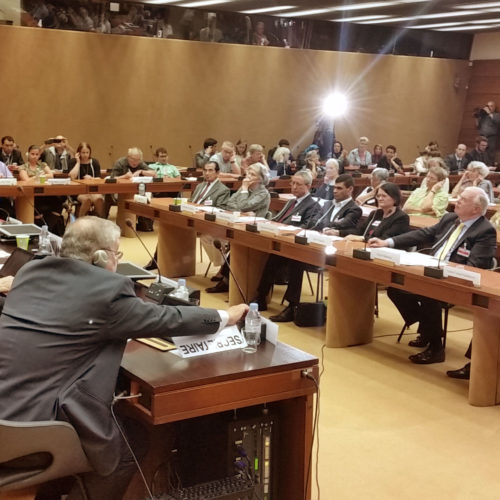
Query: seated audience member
313 174 362 236
252 20 269 46
199 12 223 42
0 159 13 179
369 187 496 365
445 143 471 173
148 147 180 178
475 100 500 165
490 211 500 229
268 138 291 169
18 144 53 181
451 161 494 202
0 275 14 314
314 158 339 200
246 171 322 317
194 161 232 272
206 163 271 293
345 183 409 241
356 167 389 206
348 137 372 168
413 141 441 174
68 142 104 217
0 135 23 168
371 144 383 165
234 139 248 167
302 148 321 179
376 145 404 173
241 144 269 174
469 135 490 164
403 165 449 217
332 140 348 174
194 137 217 169
273 146 292 176
266 174 360 322
0 216 248 500
210 141 241 179
110 147 155 178
41 135 74 172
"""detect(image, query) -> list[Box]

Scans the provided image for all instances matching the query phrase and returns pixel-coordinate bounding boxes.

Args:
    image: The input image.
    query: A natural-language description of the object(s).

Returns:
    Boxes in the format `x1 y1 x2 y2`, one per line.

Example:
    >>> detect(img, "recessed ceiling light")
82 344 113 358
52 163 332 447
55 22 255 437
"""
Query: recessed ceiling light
279 8 330 17
438 23 500 30
331 15 390 22
361 9 480 23
455 1 500 8
177 0 232 7
240 6 296 14
408 22 463 29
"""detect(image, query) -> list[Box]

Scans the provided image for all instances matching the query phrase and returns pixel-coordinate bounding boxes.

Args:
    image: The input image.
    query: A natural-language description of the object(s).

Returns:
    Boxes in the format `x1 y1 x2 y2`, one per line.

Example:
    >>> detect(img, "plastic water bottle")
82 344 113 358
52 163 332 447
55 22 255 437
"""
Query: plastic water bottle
173 279 190 301
37 225 53 255
243 303 261 353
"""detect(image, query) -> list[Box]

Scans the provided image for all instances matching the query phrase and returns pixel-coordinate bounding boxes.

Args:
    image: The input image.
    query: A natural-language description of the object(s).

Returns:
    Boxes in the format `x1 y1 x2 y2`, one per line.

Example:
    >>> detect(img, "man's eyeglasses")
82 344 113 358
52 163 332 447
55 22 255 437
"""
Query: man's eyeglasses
103 248 123 260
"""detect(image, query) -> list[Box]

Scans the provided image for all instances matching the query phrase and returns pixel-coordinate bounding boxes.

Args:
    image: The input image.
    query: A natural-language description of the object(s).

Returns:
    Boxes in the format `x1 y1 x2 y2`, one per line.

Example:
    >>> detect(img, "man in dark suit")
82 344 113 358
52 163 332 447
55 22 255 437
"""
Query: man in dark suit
251 171 321 321
190 160 230 206
0 216 247 500
0 135 23 167
313 158 338 200
265 174 362 322
369 187 497 365
445 143 471 173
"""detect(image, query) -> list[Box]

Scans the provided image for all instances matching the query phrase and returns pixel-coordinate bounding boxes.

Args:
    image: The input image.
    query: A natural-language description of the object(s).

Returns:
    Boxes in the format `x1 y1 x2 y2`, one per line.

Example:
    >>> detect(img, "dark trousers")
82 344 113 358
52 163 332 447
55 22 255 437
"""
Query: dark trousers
257 255 305 305
36 416 149 500
387 288 443 350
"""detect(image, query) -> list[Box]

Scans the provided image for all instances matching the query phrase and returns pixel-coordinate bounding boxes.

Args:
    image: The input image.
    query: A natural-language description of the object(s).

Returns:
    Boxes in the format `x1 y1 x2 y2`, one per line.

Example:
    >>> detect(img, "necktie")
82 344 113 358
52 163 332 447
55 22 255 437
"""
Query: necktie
437 223 464 261
277 199 297 222
194 182 211 204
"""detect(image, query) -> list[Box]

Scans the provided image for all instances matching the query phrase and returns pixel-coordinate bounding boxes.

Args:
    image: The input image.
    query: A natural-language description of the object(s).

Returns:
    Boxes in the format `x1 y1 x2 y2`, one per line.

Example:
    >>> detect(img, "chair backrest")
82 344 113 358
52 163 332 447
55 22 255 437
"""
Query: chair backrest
0 419 91 491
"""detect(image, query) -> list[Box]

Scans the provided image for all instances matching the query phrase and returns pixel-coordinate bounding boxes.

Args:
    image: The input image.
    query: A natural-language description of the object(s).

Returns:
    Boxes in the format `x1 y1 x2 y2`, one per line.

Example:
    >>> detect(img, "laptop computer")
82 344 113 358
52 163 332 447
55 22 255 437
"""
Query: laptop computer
0 247 35 277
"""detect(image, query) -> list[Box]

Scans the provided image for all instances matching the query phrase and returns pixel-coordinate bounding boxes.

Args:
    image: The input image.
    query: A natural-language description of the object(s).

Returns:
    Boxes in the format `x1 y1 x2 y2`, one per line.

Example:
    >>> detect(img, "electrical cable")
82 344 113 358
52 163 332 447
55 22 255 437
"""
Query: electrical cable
110 399 155 500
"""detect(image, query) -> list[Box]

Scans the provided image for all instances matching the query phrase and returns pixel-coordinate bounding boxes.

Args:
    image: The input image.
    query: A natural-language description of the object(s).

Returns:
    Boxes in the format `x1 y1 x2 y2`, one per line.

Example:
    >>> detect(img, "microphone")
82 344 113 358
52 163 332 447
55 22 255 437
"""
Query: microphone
213 239 247 303
16 185 48 227
125 218 163 280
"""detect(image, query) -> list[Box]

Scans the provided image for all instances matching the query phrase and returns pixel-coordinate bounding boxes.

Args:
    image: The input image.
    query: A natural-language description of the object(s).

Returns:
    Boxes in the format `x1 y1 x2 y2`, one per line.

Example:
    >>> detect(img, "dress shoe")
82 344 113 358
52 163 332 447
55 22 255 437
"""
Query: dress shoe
144 260 157 271
249 296 267 312
269 305 295 322
446 362 471 380
409 347 445 364
210 275 223 282
408 335 428 348
205 280 229 293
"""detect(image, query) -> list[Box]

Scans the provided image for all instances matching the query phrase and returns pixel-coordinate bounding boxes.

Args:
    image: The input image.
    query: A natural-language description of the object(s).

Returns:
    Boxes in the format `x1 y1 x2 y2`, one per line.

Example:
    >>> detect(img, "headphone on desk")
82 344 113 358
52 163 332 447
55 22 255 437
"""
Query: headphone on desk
92 250 108 268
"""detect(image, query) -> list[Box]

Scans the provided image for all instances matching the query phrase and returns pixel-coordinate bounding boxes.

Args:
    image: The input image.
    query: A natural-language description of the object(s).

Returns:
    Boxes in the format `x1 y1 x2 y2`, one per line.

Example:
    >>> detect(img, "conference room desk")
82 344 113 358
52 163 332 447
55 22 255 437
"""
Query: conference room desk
127 198 500 407
120 339 318 499
0 180 87 223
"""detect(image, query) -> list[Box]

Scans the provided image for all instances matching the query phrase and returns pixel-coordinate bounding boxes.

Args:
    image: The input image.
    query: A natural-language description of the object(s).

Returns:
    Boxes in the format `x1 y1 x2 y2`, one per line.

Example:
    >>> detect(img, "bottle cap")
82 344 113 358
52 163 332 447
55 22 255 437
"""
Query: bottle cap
178 279 186 287
249 302 258 311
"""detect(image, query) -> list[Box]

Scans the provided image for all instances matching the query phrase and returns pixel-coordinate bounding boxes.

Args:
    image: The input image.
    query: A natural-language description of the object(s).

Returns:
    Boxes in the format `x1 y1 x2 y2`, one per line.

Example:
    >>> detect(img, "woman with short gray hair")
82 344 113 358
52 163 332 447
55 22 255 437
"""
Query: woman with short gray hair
451 161 494 202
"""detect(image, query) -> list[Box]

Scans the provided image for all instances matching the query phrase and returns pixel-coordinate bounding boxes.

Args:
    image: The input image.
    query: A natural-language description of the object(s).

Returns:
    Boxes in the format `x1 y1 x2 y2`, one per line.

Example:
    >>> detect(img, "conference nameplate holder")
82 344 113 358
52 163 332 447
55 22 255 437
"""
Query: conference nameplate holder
47 178 71 185
443 265 481 287
131 176 153 183
216 212 240 224
0 178 17 186
369 247 402 265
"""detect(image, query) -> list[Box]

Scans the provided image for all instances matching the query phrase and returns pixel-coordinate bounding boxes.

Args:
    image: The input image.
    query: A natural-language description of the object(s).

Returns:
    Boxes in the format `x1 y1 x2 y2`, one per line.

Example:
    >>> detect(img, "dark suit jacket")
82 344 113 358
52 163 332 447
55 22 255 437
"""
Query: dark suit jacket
0 257 221 475
392 212 497 269
343 207 410 239
445 154 470 174
190 179 230 207
273 193 322 228
313 182 334 201
0 149 23 166
314 199 362 231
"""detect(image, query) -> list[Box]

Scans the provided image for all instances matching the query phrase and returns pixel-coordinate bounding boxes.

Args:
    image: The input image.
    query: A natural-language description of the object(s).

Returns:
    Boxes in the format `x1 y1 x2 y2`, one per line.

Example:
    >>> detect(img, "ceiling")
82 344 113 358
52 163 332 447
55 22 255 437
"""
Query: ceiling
156 0 500 32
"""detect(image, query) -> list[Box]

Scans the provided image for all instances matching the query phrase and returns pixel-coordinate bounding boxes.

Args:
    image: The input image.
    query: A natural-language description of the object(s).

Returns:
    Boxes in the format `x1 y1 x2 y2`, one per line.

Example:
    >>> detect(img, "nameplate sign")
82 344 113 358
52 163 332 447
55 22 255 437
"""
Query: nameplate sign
443 266 481 287
171 325 247 358
180 203 197 214
216 212 240 224
0 178 17 185
132 176 153 183
369 248 401 265
47 178 71 185
257 222 280 235
133 194 149 205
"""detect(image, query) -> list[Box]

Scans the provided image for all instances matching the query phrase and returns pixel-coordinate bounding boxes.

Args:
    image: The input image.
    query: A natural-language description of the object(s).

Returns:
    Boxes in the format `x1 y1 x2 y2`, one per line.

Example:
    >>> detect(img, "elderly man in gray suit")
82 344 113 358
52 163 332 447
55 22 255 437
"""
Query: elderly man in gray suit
0 216 247 500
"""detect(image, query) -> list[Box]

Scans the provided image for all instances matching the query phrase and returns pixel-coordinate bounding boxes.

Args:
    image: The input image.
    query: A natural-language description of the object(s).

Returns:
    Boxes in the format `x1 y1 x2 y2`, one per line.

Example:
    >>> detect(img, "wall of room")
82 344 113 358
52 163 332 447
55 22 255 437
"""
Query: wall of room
0 25 470 168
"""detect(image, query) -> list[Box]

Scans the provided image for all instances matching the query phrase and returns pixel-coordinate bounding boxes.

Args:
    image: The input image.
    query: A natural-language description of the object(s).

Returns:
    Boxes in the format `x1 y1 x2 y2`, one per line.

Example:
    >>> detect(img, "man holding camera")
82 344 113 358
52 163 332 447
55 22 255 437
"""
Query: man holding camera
474 101 500 165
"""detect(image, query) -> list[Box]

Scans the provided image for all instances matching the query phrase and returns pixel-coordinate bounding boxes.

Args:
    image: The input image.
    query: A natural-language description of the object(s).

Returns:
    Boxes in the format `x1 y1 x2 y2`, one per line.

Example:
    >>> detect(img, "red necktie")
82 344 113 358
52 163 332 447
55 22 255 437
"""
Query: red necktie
194 182 211 204
277 199 297 222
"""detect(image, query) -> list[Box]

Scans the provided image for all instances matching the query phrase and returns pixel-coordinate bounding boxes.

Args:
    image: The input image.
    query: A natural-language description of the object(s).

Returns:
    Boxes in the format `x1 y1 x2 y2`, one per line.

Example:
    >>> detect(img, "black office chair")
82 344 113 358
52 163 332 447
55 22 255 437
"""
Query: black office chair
0 419 91 498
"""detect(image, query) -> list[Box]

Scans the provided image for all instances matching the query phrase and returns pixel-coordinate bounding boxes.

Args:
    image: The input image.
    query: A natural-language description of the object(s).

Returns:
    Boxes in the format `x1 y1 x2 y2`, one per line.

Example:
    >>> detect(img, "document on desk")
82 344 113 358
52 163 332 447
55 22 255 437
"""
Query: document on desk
369 247 438 267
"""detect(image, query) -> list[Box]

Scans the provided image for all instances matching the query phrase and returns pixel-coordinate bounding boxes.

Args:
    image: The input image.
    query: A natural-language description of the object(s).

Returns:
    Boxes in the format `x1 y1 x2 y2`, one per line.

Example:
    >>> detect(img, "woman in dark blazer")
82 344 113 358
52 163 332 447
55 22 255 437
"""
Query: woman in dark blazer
342 182 410 240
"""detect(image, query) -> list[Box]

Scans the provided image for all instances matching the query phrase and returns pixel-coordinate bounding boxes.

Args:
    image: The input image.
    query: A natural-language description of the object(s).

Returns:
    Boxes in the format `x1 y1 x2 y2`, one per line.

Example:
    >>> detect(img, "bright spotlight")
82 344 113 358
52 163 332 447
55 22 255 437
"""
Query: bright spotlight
322 92 348 118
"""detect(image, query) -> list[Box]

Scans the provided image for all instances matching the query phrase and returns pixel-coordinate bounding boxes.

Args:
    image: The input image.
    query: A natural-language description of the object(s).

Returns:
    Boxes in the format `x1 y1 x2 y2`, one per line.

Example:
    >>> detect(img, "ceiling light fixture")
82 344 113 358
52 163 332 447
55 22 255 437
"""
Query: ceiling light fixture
331 15 390 22
240 6 296 14
178 0 232 7
437 23 500 30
